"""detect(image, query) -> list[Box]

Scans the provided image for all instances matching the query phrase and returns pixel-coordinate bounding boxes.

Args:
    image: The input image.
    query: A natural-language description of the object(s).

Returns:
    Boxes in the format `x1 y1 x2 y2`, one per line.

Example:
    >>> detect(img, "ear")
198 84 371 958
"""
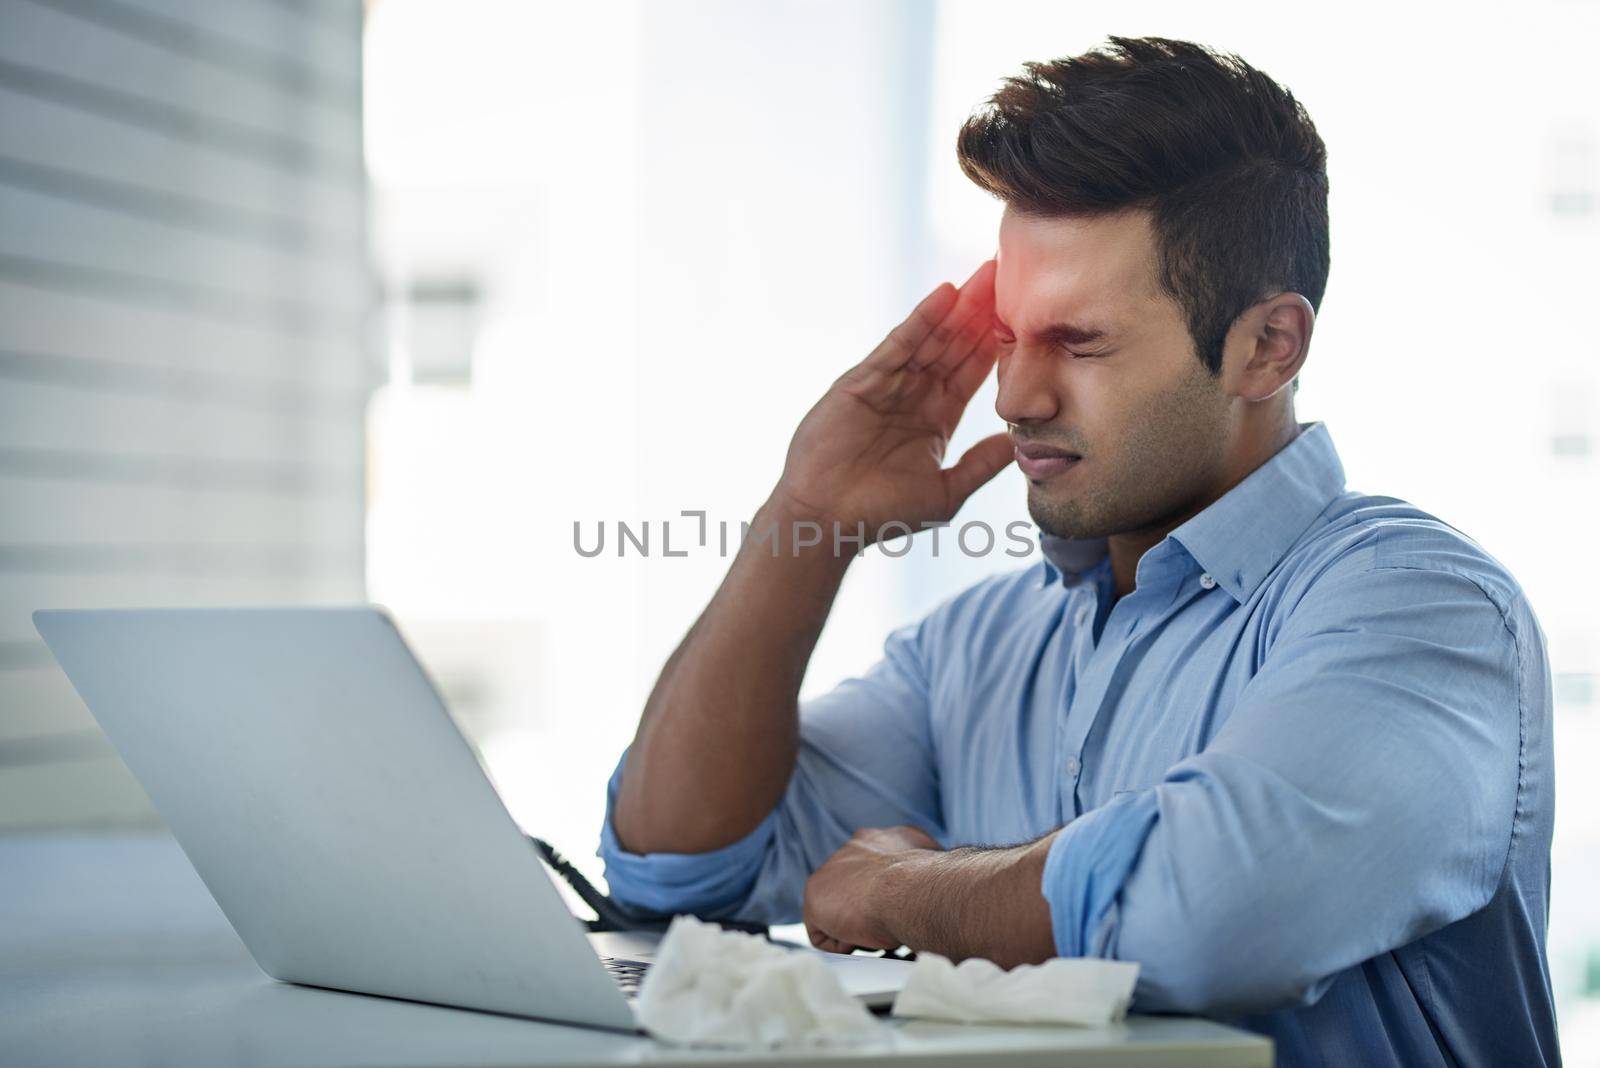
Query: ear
1223 292 1315 402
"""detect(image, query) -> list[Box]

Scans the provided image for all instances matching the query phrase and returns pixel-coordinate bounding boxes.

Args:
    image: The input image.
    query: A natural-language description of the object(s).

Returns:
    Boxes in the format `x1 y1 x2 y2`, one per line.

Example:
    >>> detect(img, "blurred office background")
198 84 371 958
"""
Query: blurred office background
1 0 1597 1059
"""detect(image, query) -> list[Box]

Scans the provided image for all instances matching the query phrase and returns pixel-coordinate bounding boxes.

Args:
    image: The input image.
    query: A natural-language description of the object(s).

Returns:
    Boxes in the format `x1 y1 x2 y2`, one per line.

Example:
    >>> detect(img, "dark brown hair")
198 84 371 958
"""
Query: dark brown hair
957 36 1329 376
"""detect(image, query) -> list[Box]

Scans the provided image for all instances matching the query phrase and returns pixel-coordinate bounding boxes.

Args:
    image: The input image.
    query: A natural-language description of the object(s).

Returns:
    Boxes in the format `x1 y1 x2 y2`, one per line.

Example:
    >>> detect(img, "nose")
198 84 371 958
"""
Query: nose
995 345 1060 428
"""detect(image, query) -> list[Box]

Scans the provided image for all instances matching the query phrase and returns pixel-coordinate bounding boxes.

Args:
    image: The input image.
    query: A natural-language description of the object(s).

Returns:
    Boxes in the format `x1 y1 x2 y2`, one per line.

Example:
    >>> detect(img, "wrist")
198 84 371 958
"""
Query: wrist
759 486 831 531
750 492 858 566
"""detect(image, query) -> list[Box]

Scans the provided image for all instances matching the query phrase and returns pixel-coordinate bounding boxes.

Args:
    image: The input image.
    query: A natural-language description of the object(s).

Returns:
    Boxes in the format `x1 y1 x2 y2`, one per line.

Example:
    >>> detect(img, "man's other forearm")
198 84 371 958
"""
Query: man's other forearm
611 498 854 855
880 834 1058 968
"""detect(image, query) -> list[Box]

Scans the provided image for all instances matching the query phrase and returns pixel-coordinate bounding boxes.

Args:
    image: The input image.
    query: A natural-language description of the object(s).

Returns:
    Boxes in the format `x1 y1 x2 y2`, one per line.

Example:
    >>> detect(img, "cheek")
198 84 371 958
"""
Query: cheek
1114 367 1228 469
1069 368 1135 438
1075 367 1189 464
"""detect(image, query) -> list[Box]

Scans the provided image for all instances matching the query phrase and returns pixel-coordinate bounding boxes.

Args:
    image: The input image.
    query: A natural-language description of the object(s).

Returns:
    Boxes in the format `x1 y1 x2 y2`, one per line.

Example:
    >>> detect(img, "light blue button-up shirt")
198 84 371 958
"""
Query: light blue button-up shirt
599 422 1559 1066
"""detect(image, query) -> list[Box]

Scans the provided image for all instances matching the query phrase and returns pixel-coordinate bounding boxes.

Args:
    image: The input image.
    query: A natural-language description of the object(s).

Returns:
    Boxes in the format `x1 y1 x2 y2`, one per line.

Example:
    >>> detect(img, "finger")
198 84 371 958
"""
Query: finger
924 262 998 376
863 282 958 372
942 431 1015 510
910 260 995 371
928 289 996 379
806 925 855 954
944 328 1004 406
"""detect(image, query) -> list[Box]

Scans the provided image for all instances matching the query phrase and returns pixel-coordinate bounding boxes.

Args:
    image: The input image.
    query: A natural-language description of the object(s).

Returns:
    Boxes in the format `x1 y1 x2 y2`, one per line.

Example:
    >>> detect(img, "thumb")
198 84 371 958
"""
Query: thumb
942 432 1014 511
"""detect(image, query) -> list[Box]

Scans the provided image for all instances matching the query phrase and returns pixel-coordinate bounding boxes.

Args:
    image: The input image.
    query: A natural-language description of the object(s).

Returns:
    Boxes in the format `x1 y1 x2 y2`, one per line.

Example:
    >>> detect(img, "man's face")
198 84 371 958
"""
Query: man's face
993 207 1233 542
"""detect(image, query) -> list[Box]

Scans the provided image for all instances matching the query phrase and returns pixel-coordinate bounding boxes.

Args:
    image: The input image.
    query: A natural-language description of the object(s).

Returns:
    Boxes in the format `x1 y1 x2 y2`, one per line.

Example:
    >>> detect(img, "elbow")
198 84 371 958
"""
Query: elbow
1119 907 1336 1016
1137 949 1335 1017
609 782 683 856
608 763 721 855
606 749 656 855
613 805 770 857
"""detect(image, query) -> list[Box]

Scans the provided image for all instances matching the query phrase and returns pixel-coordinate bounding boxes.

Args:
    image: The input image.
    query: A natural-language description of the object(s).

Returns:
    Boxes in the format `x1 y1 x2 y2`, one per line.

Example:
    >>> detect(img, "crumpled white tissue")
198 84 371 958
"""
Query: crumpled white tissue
891 953 1140 1027
635 916 884 1048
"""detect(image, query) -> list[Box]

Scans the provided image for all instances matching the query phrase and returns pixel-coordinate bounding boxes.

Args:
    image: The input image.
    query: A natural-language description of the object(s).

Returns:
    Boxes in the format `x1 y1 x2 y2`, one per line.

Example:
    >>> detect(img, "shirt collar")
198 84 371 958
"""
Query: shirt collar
1037 421 1347 603
1039 533 1110 589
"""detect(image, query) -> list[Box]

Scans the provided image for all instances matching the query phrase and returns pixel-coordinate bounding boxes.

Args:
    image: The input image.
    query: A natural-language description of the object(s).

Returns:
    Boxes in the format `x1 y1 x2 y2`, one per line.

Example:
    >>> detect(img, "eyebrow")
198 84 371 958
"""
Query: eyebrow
994 314 1110 347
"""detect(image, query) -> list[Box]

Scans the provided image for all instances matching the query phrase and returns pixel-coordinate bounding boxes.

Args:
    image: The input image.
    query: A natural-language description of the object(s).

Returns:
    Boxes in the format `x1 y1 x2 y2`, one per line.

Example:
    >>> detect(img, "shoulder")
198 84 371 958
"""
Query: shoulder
1266 490 1537 647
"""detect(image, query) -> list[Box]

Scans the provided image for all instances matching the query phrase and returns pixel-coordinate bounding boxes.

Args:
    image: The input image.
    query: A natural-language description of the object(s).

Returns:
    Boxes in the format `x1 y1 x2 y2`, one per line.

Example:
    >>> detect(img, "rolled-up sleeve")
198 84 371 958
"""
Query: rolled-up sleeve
598 618 945 925
1041 563 1526 1015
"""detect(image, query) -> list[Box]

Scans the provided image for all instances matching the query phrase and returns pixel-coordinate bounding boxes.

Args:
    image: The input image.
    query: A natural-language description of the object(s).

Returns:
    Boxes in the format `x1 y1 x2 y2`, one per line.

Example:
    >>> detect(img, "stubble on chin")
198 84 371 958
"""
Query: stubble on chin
1026 480 1105 541
1023 355 1230 543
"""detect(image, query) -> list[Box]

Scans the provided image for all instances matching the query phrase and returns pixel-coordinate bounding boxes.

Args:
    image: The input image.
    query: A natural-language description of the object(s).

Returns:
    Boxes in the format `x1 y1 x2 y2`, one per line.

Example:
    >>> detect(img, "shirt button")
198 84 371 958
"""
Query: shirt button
1065 756 1081 777
1199 573 1217 590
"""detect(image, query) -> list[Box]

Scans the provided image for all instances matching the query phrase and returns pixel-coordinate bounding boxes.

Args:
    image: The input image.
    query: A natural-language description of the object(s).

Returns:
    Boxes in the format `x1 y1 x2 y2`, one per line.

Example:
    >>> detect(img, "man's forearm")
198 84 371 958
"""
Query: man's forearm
876 833 1058 968
611 497 854 855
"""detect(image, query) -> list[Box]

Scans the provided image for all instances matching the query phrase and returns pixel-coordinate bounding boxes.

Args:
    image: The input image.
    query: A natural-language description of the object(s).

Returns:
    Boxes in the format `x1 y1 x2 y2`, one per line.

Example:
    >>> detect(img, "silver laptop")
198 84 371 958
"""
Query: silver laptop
33 606 911 1031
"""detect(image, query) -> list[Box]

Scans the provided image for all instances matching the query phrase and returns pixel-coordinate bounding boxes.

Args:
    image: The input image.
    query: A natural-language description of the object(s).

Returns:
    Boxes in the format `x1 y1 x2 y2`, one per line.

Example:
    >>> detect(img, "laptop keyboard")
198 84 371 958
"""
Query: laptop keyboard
601 957 650 999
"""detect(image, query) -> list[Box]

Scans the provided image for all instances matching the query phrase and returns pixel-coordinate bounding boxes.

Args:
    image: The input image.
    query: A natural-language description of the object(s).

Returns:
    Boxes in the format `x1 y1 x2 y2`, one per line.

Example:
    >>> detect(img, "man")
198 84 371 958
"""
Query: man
599 36 1558 1066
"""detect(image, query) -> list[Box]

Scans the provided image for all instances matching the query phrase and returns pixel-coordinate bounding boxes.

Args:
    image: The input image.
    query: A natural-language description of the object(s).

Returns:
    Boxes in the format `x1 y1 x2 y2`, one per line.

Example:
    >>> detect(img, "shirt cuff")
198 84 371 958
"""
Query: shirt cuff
596 749 777 918
1041 789 1161 958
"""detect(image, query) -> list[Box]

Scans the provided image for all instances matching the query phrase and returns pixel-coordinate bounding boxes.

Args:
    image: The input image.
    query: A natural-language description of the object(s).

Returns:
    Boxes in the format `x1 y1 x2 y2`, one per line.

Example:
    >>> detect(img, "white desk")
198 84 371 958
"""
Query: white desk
0 833 1272 1067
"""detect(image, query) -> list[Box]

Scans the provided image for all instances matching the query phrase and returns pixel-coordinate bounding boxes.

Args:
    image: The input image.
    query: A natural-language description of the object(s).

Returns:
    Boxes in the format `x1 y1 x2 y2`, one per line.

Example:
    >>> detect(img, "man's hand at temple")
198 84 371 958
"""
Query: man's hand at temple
770 258 1016 542
611 258 1016 858
802 825 1058 969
